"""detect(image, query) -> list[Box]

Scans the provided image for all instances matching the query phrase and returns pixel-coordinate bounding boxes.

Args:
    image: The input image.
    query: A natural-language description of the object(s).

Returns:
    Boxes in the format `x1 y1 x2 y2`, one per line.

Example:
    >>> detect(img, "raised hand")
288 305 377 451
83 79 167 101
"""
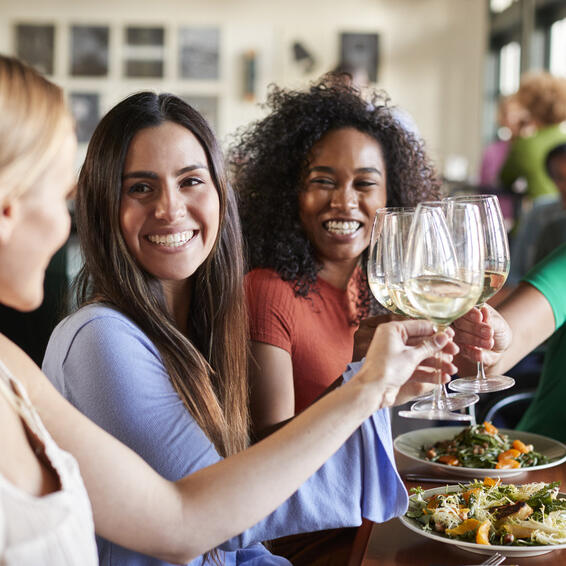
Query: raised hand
452 304 512 374
354 319 457 409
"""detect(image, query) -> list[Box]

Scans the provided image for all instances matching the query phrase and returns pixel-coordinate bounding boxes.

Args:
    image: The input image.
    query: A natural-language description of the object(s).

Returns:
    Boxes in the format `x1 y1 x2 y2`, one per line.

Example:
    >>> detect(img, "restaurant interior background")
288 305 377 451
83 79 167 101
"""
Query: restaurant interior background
4 0 565 182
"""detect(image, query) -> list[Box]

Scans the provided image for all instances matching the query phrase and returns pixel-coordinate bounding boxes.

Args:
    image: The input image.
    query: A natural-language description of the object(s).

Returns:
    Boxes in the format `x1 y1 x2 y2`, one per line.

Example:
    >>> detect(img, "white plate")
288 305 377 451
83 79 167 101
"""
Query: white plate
394 427 566 478
400 484 566 557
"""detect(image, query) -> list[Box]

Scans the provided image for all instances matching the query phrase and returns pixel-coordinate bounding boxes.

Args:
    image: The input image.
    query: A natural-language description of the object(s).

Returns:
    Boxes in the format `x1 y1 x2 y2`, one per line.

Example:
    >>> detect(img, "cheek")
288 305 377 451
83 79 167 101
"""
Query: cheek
119 202 139 251
297 193 318 227
202 191 221 247
364 190 387 220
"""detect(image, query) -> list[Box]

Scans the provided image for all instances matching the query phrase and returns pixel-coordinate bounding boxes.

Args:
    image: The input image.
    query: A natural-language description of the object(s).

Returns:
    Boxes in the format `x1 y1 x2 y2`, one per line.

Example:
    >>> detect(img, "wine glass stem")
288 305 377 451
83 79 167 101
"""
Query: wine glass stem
432 323 448 411
475 302 487 381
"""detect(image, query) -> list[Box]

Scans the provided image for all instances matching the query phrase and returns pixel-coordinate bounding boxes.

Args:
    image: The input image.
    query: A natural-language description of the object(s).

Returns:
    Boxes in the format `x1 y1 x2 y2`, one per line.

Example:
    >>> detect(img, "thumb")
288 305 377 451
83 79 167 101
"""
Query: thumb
411 331 449 363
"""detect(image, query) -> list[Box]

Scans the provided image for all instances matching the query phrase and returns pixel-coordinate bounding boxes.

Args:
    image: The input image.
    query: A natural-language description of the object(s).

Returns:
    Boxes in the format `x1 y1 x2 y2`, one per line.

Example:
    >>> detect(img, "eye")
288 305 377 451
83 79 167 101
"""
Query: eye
355 179 379 191
180 176 204 188
127 182 153 195
309 177 335 188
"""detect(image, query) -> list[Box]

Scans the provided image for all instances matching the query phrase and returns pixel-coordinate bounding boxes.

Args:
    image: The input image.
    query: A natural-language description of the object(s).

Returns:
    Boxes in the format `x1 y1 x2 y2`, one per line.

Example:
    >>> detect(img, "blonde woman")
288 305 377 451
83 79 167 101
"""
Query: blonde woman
0 55 455 565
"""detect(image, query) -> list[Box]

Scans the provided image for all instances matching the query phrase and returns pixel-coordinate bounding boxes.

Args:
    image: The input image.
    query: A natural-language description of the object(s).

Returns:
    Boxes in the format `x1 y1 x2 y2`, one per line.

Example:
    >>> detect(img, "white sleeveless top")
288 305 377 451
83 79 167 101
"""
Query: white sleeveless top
0 359 98 565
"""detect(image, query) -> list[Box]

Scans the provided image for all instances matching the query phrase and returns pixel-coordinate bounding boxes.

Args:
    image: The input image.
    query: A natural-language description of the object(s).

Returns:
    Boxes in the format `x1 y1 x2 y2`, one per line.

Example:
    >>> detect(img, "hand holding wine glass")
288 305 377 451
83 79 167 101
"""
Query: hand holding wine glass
446 194 515 394
383 210 475 411
397 201 484 421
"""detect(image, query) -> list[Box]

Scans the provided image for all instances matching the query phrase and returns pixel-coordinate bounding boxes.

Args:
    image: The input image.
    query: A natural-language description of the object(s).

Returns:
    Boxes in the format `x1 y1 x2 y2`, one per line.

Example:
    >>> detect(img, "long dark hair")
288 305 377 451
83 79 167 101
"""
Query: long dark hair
231 77 440 318
75 92 249 456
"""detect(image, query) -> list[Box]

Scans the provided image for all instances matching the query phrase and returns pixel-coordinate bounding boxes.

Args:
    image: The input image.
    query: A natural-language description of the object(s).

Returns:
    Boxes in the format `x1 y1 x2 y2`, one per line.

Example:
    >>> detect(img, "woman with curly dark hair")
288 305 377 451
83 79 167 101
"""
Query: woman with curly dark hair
231 76 440 436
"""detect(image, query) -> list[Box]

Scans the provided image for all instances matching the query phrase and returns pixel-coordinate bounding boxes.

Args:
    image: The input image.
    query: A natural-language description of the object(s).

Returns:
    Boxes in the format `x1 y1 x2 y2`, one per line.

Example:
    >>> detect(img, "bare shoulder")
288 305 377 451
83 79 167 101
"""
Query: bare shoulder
0 333 45 396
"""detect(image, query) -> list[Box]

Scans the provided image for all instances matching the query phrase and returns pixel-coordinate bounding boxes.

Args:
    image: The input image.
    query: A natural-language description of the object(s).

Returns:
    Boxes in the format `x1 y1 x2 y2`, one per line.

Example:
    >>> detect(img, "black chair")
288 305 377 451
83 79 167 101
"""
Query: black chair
482 390 536 430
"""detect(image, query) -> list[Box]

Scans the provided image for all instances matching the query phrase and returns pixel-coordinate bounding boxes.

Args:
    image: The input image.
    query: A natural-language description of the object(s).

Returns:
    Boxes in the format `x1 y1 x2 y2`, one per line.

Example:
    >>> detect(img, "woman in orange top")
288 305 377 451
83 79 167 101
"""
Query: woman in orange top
231 75 441 435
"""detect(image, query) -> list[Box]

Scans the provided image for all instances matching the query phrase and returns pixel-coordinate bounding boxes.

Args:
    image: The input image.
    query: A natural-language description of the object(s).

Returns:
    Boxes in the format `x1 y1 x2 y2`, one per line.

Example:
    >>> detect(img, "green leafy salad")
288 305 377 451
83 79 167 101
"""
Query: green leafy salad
422 422 549 469
406 479 566 546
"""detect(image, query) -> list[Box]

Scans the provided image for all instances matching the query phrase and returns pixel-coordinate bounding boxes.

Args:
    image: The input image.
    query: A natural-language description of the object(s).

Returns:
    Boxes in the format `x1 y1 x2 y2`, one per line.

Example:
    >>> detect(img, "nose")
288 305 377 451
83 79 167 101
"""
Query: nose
155 186 186 222
330 183 358 210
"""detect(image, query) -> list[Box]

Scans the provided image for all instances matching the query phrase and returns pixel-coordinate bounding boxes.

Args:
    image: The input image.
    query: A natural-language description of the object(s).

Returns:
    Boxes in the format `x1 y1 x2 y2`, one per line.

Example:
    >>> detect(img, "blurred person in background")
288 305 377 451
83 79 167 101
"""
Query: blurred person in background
479 93 530 189
531 143 566 265
500 71 566 202
507 142 566 286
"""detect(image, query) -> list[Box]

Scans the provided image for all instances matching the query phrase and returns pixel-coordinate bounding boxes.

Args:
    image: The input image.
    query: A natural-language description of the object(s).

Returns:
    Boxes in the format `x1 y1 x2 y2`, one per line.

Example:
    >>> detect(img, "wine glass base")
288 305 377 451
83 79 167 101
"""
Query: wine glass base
412 392 479 412
398 408 474 421
449 375 515 394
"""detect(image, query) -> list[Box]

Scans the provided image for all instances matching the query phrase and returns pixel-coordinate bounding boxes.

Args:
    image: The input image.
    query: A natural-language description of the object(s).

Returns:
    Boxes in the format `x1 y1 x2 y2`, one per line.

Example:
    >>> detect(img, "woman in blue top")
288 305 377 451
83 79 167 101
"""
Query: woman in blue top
41 92 458 566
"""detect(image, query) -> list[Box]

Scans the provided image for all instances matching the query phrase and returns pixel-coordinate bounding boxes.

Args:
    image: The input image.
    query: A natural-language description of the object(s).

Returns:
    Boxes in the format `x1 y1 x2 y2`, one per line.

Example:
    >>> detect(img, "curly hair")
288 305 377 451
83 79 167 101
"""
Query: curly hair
230 76 440 319
517 71 566 126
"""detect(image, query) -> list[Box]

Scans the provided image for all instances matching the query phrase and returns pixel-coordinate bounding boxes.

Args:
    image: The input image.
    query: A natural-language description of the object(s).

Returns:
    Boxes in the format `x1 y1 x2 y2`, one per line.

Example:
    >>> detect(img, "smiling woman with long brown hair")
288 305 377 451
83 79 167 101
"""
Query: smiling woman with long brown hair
35 87 458 566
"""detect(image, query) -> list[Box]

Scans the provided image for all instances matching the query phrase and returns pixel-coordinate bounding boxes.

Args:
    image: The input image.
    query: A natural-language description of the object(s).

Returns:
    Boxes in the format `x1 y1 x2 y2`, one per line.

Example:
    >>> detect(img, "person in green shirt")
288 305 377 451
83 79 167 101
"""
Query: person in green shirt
453 242 566 441
500 71 566 201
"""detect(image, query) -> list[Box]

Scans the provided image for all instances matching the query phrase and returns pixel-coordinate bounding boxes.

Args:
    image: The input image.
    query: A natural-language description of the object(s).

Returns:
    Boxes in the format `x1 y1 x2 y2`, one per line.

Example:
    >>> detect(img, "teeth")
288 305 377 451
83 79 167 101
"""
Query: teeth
147 231 194 247
324 220 361 235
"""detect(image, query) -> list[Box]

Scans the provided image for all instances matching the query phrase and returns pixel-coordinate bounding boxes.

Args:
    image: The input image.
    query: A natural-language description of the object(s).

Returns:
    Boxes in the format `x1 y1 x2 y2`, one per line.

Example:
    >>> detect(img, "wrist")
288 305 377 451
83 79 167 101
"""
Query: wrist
347 364 398 414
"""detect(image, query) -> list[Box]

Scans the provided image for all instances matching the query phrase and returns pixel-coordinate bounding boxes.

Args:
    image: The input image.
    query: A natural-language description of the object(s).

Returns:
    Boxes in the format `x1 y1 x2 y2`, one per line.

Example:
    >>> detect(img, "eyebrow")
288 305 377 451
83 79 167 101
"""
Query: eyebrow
307 165 382 177
122 163 208 180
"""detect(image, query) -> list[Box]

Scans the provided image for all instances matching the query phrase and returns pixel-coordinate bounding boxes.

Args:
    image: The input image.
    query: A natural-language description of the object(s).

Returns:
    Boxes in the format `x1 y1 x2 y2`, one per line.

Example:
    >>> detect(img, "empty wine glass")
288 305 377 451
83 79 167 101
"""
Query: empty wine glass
398 201 483 421
446 194 515 394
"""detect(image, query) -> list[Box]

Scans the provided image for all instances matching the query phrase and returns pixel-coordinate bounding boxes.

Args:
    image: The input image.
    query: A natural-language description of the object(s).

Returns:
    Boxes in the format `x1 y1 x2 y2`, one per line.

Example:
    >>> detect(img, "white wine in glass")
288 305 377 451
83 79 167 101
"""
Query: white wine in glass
398 201 483 421
446 194 515 394
384 212 476 410
367 207 411 316
382 212 423 319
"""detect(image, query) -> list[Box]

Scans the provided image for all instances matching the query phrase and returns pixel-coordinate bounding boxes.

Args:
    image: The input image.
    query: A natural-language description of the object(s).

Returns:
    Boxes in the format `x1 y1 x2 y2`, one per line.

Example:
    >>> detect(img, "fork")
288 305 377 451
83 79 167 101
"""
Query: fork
479 553 505 566
430 551 506 566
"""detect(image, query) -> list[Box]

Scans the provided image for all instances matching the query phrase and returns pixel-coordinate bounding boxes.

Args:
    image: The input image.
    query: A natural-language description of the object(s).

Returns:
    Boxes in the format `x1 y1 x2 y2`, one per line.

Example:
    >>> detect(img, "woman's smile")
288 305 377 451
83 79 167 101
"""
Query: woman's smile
146 230 197 248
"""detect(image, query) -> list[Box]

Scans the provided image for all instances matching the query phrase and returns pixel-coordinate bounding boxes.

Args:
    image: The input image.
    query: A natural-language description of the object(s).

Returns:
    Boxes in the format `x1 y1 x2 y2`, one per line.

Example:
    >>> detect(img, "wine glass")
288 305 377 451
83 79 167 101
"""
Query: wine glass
382 211 477 411
398 201 484 421
367 207 412 316
446 194 515 393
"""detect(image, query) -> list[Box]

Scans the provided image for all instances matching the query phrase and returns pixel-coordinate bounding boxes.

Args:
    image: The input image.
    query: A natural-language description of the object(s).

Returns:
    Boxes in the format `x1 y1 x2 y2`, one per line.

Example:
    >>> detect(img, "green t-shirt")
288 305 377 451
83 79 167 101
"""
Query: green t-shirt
500 123 566 199
516 243 566 440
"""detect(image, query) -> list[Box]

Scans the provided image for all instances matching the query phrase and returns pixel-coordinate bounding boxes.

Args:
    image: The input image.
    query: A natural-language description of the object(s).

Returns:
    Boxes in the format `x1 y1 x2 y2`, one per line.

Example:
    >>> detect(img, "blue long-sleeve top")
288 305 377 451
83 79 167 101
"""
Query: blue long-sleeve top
42 303 408 566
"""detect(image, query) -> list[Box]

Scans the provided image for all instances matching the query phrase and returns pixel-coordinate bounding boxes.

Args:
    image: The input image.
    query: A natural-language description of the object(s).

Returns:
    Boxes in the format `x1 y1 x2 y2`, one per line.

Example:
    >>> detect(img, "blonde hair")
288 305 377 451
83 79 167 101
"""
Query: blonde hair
517 71 566 126
0 55 72 204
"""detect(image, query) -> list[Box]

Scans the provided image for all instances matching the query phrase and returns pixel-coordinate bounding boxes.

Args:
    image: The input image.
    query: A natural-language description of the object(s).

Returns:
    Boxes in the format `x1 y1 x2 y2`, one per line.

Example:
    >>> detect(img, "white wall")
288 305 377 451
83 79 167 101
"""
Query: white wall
0 0 487 178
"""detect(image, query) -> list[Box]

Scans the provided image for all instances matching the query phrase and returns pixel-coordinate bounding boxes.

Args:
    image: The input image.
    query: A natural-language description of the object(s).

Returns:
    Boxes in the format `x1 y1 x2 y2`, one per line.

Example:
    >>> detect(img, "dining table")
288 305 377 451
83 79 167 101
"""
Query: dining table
347 449 566 566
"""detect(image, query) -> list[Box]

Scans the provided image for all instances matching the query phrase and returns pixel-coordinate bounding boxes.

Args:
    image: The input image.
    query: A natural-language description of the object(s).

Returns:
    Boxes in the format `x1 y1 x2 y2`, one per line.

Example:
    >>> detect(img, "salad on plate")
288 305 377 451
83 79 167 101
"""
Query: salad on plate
406 478 566 546
422 422 549 470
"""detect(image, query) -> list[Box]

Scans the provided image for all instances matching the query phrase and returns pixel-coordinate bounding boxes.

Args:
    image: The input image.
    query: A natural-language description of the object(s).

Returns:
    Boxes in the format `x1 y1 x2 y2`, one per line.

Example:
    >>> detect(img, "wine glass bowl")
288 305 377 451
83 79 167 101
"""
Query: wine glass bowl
382 211 423 319
397 201 483 421
446 194 515 394
367 207 412 316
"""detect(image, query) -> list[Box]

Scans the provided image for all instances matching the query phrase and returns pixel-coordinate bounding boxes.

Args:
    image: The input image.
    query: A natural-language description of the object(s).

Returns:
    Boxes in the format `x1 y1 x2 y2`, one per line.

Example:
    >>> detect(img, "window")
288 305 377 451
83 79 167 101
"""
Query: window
490 0 516 14
550 17 566 77
499 41 521 95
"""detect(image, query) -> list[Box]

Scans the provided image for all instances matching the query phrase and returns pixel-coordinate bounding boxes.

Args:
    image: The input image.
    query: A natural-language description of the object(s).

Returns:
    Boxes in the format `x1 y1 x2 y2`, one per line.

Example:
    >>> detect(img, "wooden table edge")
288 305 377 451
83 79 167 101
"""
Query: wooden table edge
347 518 373 566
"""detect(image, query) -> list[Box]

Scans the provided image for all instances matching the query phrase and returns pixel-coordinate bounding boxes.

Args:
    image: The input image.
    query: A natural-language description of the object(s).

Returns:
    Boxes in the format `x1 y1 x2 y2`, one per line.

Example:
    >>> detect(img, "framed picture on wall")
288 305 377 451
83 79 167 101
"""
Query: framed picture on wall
181 95 218 132
69 93 100 143
70 25 109 76
124 26 165 78
339 32 379 83
179 27 220 80
15 24 55 75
